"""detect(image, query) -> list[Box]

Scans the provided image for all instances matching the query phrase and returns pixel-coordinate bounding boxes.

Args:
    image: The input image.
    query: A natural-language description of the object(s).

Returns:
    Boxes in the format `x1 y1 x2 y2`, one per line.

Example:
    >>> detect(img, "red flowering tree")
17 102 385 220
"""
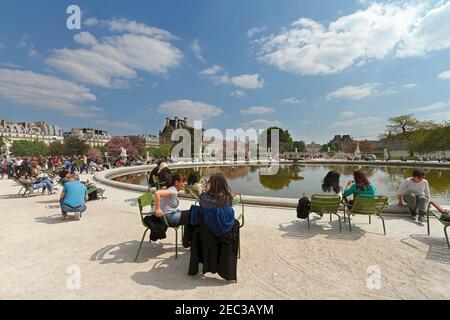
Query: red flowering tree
106 137 138 156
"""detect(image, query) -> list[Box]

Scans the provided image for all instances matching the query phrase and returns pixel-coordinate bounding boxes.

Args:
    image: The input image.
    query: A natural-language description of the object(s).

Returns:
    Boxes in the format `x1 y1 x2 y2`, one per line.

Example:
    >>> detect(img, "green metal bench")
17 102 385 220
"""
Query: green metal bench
427 201 449 249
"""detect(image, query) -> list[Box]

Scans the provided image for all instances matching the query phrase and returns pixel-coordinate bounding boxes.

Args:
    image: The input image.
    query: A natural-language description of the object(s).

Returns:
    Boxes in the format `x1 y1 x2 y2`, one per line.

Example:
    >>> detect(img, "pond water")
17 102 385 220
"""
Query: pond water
113 164 450 204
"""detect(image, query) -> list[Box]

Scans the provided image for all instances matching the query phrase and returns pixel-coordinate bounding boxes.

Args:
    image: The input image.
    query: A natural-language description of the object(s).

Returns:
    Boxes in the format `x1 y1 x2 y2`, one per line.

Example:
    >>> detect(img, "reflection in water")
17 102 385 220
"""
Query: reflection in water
114 164 450 204
259 165 304 191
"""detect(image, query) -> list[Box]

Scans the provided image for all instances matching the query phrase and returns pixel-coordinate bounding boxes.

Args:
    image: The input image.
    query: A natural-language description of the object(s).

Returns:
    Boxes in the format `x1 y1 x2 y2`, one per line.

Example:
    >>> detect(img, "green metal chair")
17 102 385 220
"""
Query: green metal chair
232 193 245 258
152 175 166 190
135 192 183 262
345 195 388 235
426 201 450 249
184 185 201 204
86 183 105 201
307 194 342 232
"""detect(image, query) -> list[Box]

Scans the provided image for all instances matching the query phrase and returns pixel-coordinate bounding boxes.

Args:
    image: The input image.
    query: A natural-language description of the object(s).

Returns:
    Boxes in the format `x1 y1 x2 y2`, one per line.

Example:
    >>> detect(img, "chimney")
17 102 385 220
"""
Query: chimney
184 117 188 127
165 117 170 127
175 116 179 128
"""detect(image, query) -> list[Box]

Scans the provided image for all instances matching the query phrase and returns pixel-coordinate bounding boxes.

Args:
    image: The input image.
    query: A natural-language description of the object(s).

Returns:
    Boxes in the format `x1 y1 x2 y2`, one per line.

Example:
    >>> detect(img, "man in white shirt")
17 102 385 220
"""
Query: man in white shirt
397 169 430 223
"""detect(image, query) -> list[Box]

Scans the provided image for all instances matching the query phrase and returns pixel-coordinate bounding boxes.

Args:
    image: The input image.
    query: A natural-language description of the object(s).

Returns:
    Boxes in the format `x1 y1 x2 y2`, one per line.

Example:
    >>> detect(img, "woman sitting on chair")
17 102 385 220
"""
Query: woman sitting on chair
199 173 233 209
343 170 377 210
153 174 189 227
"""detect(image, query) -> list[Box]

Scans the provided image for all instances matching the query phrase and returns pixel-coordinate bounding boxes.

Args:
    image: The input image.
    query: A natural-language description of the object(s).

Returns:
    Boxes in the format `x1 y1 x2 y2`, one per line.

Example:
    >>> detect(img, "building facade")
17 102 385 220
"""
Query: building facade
0 119 64 145
159 117 191 145
65 128 111 147
306 142 322 153
123 135 160 148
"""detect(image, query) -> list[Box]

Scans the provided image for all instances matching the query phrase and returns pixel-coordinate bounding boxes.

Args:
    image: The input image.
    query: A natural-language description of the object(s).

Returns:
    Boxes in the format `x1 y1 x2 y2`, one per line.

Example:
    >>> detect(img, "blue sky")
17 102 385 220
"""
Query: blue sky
1 0 450 143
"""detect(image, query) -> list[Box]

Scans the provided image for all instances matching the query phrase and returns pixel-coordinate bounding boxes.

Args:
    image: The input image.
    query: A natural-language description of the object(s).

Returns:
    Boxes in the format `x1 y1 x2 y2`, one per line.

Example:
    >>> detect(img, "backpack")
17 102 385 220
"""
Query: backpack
297 196 311 219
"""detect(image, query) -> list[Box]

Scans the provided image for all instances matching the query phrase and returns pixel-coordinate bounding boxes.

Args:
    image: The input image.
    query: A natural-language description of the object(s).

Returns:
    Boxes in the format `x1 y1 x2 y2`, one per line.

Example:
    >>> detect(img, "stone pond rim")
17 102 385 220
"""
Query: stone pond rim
94 160 450 213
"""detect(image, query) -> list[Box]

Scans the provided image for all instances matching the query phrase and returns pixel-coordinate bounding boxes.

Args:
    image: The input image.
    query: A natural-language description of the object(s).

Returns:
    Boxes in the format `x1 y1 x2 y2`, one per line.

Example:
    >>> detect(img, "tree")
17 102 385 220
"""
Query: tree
106 137 138 156
293 141 306 152
147 144 172 158
87 147 102 158
11 140 49 157
127 136 146 155
48 141 65 156
260 127 294 154
63 137 90 156
343 141 374 154
0 136 4 147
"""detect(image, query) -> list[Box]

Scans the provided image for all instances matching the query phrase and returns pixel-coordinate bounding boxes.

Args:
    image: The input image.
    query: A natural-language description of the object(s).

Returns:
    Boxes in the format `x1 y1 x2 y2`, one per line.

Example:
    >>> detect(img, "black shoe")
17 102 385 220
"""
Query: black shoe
410 215 417 220
418 215 425 223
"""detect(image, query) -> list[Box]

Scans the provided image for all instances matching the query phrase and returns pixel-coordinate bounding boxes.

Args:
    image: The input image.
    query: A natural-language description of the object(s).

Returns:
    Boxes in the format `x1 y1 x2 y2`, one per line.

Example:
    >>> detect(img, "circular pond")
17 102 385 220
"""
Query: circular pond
113 164 450 205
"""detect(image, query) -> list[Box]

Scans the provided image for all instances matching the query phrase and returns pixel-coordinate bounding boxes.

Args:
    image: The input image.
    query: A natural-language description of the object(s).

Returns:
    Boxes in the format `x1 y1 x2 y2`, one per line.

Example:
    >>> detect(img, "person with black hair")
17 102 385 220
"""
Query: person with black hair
397 169 430 222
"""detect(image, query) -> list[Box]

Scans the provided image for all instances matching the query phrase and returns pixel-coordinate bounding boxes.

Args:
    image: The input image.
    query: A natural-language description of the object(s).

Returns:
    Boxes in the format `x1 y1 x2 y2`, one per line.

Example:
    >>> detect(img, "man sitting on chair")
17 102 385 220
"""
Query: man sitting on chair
60 173 88 221
397 169 430 223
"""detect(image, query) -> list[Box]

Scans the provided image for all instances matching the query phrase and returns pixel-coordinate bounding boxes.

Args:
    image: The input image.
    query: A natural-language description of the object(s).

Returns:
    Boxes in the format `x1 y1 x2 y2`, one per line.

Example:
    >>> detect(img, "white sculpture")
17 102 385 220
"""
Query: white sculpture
120 146 127 158
1 138 12 156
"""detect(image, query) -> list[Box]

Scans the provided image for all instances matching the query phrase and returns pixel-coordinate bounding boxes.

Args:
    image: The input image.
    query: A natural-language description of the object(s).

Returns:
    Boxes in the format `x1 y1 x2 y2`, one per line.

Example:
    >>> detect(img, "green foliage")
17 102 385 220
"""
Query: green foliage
48 141 65 156
63 137 90 156
0 135 4 147
293 141 306 152
260 127 294 153
11 140 49 157
95 145 108 154
320 142 342 152
383 114 449 155
147 144 172 158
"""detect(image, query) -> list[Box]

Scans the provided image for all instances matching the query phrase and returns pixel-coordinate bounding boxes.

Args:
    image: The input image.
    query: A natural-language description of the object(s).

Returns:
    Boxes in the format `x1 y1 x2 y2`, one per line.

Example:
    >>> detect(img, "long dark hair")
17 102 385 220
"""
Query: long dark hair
207 173 232 205
354 170 370 191
167 174 184 188
322 171 341 194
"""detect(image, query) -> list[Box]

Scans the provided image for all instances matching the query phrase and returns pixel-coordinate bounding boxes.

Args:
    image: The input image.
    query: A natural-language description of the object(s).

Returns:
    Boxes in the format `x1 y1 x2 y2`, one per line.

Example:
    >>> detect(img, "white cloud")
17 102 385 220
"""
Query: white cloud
218 73 264 89
190 39 205 62
257 1 450 75
245 119 282 129
231 90 246 98
326 83 378 100
396 2 450 57
47 19 182 88
402 83 418 90
157 99 223 121
85 18 175 41
247 26 267 38
240 106 275 114
341 111 355 118
329 117 383 129
74 32 98 46
198 65 222 76
422 111 450 122
0 68 100 118
411 102 450 113
438 70 450 79
282 97 305 105
94 119 142 132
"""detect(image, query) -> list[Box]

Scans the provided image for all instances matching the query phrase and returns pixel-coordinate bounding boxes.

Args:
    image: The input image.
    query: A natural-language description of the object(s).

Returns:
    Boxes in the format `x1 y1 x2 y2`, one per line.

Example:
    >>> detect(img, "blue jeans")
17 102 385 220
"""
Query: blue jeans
60 199 87 217
33 178 53 193
165 210 182 226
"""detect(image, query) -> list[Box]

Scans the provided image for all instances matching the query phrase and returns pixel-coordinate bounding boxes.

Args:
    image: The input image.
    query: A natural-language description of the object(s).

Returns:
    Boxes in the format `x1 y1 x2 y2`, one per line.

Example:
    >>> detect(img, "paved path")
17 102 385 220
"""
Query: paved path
1 176 450 299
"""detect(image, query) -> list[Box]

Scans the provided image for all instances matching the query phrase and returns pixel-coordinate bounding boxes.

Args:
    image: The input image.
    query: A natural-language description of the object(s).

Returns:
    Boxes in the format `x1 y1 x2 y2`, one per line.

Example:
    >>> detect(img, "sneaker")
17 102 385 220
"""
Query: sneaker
74 212 81 221
418 215 425 223
410 215 417 220
61 214 68 220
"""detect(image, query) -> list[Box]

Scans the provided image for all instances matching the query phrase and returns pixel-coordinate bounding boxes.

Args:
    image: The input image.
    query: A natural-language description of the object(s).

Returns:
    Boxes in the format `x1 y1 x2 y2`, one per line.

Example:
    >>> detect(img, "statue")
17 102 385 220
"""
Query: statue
1 138 12 156
120 146 127 158
354 141 361 156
